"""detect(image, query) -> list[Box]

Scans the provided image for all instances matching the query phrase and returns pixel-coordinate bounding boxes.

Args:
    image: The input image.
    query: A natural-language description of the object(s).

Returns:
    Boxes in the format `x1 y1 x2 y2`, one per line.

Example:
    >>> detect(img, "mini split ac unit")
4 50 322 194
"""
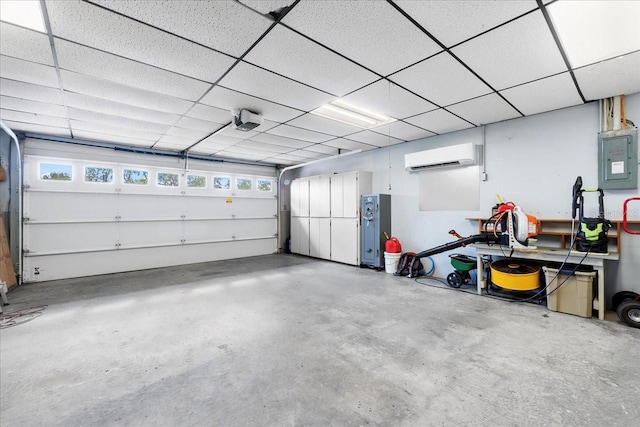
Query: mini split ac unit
404 143 478 172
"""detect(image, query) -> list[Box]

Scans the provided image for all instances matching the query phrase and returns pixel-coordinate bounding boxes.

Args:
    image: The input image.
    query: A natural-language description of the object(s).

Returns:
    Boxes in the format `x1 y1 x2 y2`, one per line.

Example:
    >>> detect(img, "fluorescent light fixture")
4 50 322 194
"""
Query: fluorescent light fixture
311 99 396 129
0 0 46 32
548 0 640 68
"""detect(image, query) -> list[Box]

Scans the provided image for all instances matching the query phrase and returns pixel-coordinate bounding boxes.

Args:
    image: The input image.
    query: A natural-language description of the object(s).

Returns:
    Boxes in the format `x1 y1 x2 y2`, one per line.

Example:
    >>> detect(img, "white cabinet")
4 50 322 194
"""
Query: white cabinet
290 171 371 265
309 217 331 259
330 218 359 265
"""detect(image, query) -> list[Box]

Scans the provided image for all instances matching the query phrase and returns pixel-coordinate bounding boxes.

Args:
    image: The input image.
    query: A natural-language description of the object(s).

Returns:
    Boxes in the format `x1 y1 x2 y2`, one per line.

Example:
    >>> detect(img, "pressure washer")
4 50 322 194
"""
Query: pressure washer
572 176 611 253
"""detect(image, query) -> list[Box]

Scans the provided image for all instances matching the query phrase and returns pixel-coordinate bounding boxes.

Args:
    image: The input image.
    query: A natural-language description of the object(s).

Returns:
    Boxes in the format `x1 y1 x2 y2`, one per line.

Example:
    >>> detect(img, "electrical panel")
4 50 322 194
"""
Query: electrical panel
598 127 638 190
360 194 391 269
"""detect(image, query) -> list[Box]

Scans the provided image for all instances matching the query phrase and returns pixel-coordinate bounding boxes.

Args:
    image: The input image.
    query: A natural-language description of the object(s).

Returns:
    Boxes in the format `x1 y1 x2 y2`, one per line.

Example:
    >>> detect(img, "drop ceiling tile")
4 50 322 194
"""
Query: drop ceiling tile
0 22 53 65
223 145 276 158
286 113 362 137
186 103 234 124
342 80 438 120
282 1 442 76
70 120 161 141
74 130 155 148
189 145 224 156
0 55 59 88
174 116 225 133
500 72 583 116
238 1 296 15
46 0 235 83
198 134 243 147
152 141 192 151
216 151 267 162
67 108 172 134
255 120 279 133
548 1 640 68
250 133 313 149
452 11 567 90
64 92 181 124
574 51 640 101
0 95 66 117
346 130 404 147
303 143 341 155
201 85 303 123
215 126 257 140
0 79 63 104
323 138 376 152
394 0 537 47
383 121 437 141
91 0 272 57
287 149 330 160
262 156 296 165
1 120 70 137
156 134 201 146
265 153 308 162
54 39 211 101
390 52 492 106
236 140 293 154
244 25 377 96
1 109 68 128
217 62 334 112
60 71 193 114
165 126 210 140
267 124 333 143
447 93 521 126
404 109 474 135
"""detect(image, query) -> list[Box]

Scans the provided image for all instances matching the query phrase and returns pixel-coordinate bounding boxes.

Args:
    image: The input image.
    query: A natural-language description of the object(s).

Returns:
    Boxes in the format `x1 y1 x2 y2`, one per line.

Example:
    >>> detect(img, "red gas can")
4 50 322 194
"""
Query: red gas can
385 237 402 253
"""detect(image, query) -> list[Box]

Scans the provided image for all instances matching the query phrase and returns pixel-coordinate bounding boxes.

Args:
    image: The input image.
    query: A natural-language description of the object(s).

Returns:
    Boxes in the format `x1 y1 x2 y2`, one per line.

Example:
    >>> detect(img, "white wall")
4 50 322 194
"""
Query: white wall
285 93 640 304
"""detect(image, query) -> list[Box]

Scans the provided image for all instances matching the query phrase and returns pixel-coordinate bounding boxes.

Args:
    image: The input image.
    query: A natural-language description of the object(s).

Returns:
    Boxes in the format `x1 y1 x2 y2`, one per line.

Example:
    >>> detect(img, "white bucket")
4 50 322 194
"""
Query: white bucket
384 252 402 274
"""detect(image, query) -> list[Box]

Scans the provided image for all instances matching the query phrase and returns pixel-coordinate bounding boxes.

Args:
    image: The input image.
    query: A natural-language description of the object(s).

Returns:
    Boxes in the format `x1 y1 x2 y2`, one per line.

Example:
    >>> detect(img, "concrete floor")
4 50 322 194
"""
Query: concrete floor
1 254 638 426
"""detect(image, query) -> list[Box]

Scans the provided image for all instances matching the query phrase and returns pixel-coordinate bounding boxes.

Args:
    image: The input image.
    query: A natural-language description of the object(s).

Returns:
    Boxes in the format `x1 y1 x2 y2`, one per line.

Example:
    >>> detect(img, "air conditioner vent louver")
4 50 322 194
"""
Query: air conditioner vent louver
405 143 477 172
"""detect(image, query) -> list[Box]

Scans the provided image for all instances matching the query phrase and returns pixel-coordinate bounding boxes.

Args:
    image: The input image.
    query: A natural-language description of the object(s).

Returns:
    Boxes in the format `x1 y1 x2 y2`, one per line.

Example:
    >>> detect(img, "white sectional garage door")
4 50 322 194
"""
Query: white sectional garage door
21 150 277 282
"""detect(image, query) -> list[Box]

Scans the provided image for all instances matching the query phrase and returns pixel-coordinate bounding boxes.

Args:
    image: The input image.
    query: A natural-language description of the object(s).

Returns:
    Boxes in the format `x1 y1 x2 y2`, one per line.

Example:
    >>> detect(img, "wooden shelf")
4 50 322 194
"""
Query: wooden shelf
467 217 640 254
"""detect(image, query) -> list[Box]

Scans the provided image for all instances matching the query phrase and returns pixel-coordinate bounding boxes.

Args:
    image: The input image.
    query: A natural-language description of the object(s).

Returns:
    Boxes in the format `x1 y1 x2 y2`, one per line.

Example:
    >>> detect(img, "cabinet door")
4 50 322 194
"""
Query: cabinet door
290 179 300 217
342 173 358 218
291 217 310 255
330 175 344 217
331 218 359 265
309 218 331 259
317 176 331 217
299 178 310 217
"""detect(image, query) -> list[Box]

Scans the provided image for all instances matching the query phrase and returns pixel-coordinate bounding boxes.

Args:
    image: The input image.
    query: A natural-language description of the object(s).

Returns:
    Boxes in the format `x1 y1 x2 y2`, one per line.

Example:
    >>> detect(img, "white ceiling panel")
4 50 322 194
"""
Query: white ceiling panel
0 55 59 88
323 138 377 152
200 85 303 123
186 103 235 124
64 92 181 125
346 130 404 148
394 0 537 47
500 72 583 116
446 94 521 126
452 11 567 90
574 51 640 101
236 140 293 154
548 1 640 69
238 1 296 15
54 39 211 101
302 144 340 155
267 124 334 143
152 141 193 151
74 130 156 148
165 126 210 140
282 1 442 76
70 120 161 142
0 22 54 65
198 134 243 147
1 109 68 128
390 52 491 107
1 120 70 137
217 62 334 111
265 153 309 162
223 145 276 157
250 133 314 149
155 134 201 147
67 108 172 134
254 120 279 133
216 126 257 140
91 0 272 57
286 149 330 160
46 0 235 83
261 156 296 165
404 109 474 135
174 116 225 133
286 113 362 137
341 80 437 120
244 25 378 96
384 121 437 141
215 151 267 161
60 71 193 114
0 78 64 104
0 95 66 117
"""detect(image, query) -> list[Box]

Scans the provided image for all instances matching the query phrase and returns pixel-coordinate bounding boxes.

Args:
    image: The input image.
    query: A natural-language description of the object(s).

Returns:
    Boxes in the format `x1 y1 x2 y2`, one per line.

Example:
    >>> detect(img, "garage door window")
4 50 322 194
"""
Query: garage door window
257 179 272 192
236 178 252 191
157 172 179 187
187 175 206 188
123 169 148 185
84 166 113 183
40 163 72 181
213 176 230 190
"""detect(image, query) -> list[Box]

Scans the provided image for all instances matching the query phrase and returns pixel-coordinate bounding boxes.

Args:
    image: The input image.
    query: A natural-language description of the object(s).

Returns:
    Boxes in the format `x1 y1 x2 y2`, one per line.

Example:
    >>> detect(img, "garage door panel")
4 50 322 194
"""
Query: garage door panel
118 221 183 247
184 220 235 242
116 195 186 220
24 222 118 253
25 192 119 221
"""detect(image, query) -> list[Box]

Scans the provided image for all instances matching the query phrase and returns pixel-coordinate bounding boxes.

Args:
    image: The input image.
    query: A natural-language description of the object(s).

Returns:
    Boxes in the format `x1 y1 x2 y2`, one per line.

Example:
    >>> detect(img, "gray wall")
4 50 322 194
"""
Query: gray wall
284 92 640 303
